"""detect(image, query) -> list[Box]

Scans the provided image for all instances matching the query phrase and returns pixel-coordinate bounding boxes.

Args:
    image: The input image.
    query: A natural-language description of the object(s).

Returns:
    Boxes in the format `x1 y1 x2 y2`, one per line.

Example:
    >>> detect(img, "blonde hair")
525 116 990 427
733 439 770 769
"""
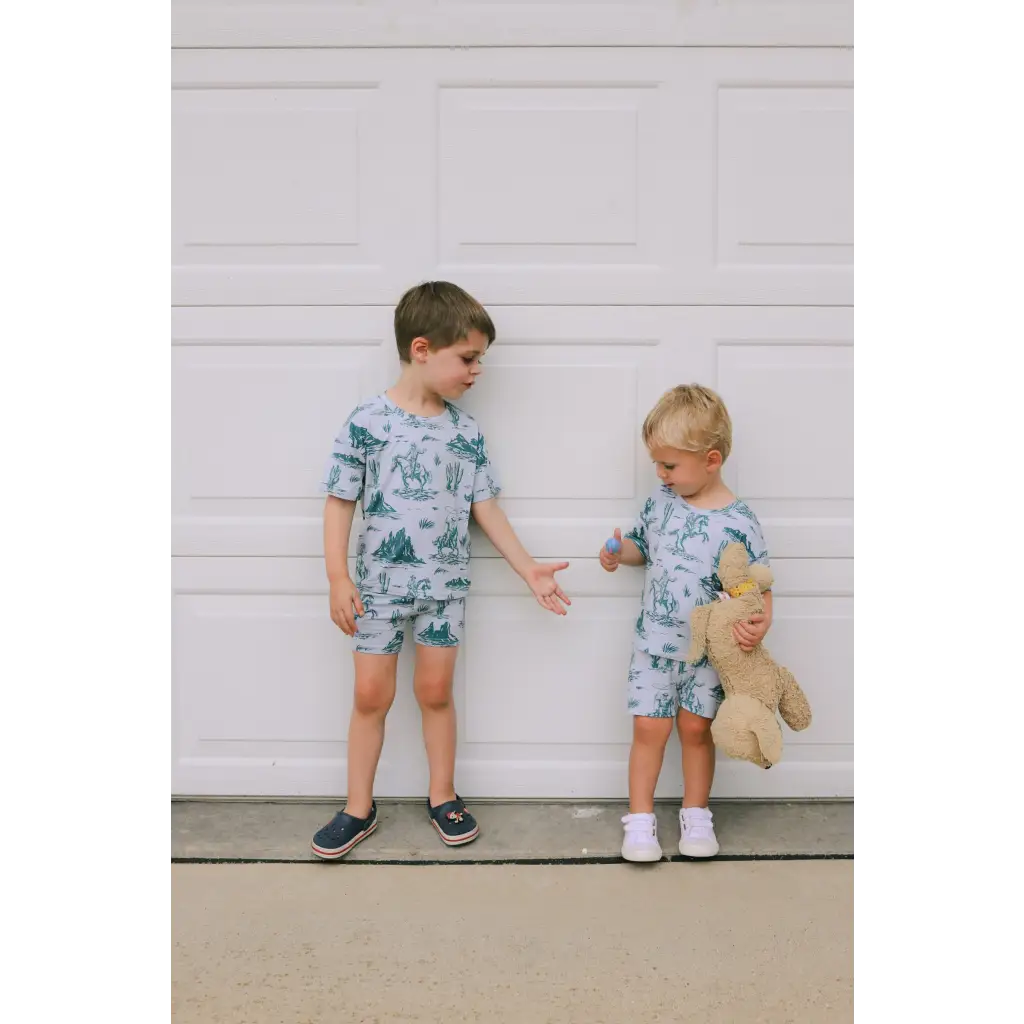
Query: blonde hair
641 384 733 461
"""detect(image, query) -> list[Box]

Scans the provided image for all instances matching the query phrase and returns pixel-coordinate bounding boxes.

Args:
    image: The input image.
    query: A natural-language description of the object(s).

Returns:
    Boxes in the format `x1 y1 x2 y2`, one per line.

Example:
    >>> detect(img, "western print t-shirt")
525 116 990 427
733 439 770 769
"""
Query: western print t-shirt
624 486 771 660
321 394 501 601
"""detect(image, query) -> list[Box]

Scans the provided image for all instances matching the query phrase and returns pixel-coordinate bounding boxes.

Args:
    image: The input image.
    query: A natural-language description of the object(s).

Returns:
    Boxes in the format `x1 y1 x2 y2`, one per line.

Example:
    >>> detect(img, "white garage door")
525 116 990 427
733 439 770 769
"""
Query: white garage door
172 1 853 799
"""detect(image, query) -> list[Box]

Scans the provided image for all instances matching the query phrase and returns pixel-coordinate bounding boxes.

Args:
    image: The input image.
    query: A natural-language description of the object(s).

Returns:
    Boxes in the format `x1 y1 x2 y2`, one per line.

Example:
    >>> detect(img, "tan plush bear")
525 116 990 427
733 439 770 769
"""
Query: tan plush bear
686 542 812 769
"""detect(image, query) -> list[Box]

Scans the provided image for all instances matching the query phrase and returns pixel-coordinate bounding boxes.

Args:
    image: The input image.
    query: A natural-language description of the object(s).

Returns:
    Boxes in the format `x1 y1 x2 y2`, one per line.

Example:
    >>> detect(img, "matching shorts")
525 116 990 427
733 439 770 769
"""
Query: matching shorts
627 648 725 720
353 594 465 655
352 597 720 727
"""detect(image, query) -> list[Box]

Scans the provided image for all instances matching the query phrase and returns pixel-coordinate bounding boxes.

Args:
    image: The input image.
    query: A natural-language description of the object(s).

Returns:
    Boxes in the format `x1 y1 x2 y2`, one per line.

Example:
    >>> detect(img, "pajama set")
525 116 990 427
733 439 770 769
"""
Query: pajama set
321 394 501 654
624 487 771 719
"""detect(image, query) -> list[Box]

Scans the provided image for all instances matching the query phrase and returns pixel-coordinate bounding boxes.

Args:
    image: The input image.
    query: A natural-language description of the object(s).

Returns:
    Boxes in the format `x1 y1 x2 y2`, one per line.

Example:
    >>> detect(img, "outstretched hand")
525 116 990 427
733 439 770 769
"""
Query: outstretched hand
524 561 572 615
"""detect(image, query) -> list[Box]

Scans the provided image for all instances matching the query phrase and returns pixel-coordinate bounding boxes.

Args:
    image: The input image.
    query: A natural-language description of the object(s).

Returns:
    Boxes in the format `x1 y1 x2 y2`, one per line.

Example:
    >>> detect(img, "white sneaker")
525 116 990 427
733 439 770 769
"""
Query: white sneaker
679 807 720 858
621 812 663 862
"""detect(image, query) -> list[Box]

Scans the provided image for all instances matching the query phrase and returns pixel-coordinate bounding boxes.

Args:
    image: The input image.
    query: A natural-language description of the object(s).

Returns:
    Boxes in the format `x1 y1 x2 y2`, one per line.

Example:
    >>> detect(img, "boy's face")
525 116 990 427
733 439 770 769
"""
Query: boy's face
648 444 722 498
418 330 489 400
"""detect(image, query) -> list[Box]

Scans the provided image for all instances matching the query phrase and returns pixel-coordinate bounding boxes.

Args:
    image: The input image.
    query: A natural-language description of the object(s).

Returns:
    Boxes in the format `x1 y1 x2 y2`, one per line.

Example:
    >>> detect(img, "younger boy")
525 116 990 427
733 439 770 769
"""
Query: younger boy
312 281 571 859
599 385 772 861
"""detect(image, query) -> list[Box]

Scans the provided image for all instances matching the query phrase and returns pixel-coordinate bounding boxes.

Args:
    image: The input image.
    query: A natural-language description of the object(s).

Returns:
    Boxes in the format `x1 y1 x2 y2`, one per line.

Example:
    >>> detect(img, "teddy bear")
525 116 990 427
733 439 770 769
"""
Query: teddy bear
686 542 812 769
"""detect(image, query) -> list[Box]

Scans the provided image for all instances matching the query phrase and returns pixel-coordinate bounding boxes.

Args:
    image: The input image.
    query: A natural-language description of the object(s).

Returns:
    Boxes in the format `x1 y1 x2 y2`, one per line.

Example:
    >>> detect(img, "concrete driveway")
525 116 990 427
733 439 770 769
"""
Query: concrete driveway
173 860 852 1023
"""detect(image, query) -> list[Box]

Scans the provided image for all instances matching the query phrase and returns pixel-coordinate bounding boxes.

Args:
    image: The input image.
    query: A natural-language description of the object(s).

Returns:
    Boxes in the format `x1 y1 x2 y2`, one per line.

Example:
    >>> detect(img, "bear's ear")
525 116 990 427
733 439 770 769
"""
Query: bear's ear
749 563 773 593
718 542 752 586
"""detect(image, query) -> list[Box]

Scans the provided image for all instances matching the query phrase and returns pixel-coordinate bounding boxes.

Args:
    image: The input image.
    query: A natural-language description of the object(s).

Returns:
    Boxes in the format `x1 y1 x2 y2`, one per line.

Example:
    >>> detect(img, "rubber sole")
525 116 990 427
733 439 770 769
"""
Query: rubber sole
310 819 378 860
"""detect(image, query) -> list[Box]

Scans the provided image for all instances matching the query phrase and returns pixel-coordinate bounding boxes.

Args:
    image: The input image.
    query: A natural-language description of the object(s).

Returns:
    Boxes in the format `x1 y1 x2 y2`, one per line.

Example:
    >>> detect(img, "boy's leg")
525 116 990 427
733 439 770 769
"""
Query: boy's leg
626 648 677 812
413 643 460 808
628 715 675 813
311 648 398 859
677 709 715 808
345 651 399 818
622 649 675 861
675 663 722 858
674 660 722 808
412 600 477 845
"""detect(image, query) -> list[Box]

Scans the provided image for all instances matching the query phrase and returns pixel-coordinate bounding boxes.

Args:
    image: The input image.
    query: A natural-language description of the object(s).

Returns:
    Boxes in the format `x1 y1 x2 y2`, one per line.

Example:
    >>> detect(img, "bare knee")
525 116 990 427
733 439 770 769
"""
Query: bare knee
352 659 396 718
677 711 713 746
353 681 394 717
633 715 674 748
414 673 453 712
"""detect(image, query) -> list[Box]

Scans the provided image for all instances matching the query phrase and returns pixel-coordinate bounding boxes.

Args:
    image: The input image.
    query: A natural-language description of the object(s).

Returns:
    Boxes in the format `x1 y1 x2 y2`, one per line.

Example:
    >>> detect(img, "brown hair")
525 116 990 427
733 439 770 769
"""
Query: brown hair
394 281 496 364
642 384 733 462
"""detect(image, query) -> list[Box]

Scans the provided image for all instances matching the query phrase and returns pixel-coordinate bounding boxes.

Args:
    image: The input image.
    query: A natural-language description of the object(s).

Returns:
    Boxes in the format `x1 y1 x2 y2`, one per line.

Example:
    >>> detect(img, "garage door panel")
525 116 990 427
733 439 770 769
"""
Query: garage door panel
455 748 851 800
170 555 852 598
173 47 852 305
173 89 366 250
171 29 853 798
173 578 456 796
173 305 852 562
467 363 639 501
716 86 853 268
172 557 851 796
173 1 853 48
718 343 854 501
173 81 402 301
172 307 398 536
170 304 394 347
174 305 677 554
439 85 661 265
173 593 352 746
464 597 636 746
172 344 384 522
765 596 853 747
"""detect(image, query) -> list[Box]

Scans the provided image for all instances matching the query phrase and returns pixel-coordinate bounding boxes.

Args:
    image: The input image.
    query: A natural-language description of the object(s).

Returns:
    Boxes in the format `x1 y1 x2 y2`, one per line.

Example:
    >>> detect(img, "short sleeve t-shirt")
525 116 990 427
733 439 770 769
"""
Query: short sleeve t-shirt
321 394 501 601
624 486 771 659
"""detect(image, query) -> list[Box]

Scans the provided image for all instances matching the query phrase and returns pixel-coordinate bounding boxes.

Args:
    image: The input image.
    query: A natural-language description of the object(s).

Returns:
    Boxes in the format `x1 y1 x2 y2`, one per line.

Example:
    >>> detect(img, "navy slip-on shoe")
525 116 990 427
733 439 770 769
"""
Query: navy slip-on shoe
311 802 378 860
427 796 480 847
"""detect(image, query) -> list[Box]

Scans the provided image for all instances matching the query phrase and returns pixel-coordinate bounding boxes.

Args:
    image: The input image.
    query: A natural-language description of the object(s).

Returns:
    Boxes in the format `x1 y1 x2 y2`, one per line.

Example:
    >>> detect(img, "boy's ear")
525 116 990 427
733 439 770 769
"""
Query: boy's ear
409 336 431 363
706 449 723 470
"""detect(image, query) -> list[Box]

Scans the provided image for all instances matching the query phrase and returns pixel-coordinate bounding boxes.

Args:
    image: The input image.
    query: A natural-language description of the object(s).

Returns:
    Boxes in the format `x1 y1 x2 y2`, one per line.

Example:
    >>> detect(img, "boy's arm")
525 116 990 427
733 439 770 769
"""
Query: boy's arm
324 496 356 583
617 538 646 566
733 512 773 650
598 537 645 571
471 498 571 615
599 527 646 572
324 496 365 635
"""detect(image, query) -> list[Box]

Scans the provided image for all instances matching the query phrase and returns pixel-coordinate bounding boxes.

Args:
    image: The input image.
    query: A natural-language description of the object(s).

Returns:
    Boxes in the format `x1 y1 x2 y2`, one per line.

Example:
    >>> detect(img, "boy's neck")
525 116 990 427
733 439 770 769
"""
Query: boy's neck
677 474 735 511
386 368 447 418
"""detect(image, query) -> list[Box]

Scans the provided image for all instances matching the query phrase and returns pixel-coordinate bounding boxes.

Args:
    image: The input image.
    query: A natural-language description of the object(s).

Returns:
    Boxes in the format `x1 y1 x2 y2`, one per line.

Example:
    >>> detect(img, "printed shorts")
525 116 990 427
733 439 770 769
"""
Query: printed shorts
353 594 465 655
627 648 725 720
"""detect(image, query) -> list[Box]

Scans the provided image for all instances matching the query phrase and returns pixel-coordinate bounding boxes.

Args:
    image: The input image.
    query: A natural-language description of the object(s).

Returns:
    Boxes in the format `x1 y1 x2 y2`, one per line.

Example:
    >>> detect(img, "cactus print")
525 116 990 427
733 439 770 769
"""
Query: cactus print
353 596 466 654
321 394 500 600
627 487 771 661
626 648 724 721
